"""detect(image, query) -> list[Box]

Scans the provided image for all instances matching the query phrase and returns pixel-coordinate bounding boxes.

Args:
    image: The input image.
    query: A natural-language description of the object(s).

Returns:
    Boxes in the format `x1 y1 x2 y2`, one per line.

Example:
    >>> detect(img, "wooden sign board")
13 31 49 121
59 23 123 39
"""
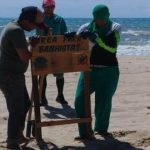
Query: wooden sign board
31 35 90 75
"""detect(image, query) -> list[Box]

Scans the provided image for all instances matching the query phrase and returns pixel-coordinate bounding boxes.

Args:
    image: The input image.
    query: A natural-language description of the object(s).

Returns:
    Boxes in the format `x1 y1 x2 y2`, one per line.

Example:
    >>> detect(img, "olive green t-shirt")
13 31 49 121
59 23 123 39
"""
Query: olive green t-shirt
0 21 28 74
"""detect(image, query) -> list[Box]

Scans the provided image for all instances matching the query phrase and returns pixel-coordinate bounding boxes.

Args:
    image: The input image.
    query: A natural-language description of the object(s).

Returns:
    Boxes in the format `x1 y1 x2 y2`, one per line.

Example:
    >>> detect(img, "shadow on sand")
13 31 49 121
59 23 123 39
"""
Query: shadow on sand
43 104 76 119
35 134 144 150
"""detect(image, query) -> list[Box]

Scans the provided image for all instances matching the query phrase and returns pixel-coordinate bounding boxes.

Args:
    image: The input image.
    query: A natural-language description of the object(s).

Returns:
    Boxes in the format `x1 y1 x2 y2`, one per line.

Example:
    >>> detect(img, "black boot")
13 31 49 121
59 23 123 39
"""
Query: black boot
56 94 68 104
39 76 48 106
56 78 68 104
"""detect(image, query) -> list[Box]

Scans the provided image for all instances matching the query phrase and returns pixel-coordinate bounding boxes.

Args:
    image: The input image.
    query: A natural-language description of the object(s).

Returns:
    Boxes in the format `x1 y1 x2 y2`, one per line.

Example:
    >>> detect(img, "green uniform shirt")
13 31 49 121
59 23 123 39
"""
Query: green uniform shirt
0 21 28 74
36 14 67 35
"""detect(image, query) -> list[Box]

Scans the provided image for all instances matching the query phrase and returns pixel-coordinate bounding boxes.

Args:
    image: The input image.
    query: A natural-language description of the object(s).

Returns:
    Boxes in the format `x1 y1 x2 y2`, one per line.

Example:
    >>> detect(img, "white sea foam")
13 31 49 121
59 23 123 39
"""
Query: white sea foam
117 45 150 56
122 30 150 36
0 25 5 28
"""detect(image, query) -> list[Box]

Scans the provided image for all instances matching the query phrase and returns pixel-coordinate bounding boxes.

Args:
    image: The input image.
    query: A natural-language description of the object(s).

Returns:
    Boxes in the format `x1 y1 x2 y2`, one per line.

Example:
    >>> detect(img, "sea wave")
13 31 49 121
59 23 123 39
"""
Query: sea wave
122 30 150 36
0 25 5 29
117 45 150 56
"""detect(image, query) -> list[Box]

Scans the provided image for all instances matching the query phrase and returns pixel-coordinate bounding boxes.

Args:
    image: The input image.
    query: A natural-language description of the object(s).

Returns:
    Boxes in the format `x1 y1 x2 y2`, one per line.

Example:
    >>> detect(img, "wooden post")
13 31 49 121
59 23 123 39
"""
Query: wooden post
26 88 34 137
84 71 92 138
32 75 42 141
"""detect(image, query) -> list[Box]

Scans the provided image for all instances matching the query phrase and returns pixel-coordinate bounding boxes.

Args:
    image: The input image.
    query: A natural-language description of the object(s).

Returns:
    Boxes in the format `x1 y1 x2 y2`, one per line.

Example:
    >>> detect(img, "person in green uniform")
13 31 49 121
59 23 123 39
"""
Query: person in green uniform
75 4 121 139
37 0 68 105
0 7 45 149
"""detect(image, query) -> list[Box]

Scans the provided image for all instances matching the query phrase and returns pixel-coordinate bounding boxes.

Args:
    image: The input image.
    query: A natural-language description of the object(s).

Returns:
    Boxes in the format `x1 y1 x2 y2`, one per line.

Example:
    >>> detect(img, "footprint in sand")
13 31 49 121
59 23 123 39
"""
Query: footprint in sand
147 106 150 109
0 141 7 149
134 137 150 147
112 130 137 138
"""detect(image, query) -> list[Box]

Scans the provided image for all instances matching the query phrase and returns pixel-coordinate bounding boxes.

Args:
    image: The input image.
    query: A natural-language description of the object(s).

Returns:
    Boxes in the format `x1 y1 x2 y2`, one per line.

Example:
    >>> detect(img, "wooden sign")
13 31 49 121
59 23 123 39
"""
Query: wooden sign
31 35 90 75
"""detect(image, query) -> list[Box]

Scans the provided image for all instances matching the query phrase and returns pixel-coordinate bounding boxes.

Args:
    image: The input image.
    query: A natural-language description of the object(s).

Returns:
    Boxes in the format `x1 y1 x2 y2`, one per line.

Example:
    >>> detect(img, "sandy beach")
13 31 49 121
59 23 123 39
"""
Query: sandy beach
0 56 150 150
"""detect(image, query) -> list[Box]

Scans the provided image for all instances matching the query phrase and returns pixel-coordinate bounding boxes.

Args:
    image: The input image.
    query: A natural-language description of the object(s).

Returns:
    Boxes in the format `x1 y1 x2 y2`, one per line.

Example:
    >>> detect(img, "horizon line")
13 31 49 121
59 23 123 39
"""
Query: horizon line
0 17 150 19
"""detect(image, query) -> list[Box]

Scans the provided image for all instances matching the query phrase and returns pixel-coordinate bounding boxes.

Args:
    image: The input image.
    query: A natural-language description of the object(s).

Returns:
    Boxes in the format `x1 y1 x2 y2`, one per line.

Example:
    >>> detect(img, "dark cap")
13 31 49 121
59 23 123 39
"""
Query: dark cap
18 6 48 30
19 6 38 22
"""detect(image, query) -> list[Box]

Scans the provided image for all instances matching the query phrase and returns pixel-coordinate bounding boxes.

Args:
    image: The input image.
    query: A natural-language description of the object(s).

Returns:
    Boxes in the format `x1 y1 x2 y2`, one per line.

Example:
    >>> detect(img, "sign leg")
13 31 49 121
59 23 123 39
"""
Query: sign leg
84 71 92 138
32 75 42 141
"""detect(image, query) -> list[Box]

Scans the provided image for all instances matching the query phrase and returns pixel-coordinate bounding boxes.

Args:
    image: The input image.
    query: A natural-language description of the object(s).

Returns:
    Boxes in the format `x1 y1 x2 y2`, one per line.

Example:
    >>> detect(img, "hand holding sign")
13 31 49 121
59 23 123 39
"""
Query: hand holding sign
29 36 40 48
79 30 98 42
64 32 76 38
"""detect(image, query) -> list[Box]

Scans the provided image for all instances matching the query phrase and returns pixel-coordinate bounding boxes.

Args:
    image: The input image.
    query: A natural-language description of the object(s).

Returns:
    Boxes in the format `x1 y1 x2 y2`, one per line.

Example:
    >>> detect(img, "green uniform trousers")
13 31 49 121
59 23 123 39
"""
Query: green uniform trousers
75 66 119 137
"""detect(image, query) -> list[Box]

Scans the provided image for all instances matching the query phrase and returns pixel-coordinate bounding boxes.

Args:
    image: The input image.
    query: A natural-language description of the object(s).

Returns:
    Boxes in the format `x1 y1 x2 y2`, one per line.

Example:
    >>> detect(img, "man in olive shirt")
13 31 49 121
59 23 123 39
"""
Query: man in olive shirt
0 6 45 150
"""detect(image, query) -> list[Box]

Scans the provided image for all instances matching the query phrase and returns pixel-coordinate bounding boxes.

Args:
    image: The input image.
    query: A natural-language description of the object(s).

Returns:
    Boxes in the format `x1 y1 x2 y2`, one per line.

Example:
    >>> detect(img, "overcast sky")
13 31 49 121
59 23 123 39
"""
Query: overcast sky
0 0 150 18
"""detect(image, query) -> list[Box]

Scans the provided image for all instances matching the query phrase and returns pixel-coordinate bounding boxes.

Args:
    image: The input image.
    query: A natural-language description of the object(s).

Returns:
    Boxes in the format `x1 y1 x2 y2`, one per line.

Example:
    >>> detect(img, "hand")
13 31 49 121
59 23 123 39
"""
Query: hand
79 30 98 42
29 36 40 48
64 32 76 38
79 30 92 39
89 32 98 43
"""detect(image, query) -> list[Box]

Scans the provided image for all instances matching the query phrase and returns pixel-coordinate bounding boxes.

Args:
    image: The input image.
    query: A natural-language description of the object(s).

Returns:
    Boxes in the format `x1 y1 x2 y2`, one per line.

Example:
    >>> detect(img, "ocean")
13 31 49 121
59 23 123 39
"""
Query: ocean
0 18 150 56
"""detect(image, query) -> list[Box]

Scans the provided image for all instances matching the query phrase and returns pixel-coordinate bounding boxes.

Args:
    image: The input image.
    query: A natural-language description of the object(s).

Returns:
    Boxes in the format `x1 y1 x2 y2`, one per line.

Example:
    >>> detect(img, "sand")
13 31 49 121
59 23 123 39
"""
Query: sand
0 56 150 150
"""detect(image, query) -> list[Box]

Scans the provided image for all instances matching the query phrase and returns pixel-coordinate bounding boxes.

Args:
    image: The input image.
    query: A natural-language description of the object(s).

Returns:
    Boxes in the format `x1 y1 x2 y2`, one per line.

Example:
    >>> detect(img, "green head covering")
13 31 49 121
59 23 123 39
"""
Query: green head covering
92 4 110 21
88 4 112 38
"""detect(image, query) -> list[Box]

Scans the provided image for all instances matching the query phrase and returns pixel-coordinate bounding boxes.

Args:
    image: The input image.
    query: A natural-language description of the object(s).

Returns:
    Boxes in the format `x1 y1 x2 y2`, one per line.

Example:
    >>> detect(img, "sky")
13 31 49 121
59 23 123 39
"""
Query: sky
0 0 150 18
